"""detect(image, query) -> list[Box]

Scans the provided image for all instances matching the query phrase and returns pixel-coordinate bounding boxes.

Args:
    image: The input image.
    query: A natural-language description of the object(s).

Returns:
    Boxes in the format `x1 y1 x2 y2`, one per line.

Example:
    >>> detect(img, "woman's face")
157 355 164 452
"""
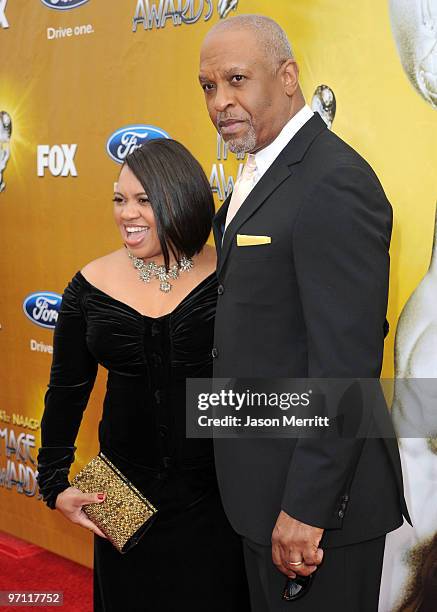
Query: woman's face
113 164 162 260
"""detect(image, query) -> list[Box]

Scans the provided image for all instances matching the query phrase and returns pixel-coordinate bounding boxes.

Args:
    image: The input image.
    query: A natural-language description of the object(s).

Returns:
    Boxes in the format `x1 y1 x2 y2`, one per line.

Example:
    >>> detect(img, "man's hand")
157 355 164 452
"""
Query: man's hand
272 510 324 578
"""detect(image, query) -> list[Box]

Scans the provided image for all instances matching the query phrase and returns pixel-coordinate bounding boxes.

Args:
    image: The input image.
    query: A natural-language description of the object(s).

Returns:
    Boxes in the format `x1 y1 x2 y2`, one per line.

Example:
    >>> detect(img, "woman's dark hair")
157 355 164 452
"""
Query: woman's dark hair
124 139 215 270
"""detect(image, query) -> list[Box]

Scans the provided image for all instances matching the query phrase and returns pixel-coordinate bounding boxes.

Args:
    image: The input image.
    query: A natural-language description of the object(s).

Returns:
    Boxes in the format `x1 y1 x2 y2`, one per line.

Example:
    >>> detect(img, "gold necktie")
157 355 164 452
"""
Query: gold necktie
225 154 257 230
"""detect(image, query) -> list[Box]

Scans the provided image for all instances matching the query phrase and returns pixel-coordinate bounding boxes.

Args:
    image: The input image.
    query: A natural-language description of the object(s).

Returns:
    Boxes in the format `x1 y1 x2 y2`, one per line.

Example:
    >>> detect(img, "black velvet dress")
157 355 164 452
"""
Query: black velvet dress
36 271 250 612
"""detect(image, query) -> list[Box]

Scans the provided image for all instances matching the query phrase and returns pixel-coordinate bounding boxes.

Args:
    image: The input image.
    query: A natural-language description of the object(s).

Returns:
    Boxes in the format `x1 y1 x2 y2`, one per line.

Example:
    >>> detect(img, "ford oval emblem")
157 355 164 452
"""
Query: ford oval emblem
23 292 62 329
40 0 90 9
106 124 171 164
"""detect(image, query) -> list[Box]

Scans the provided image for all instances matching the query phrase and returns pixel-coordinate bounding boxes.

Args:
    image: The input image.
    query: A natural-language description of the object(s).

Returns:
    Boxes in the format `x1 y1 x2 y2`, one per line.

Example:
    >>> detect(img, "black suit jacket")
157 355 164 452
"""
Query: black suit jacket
212 112 411 548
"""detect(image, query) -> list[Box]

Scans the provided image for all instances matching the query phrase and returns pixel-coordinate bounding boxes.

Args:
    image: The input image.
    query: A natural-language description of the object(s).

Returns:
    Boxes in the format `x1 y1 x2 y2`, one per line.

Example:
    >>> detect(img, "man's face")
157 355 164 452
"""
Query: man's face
199 29 291 154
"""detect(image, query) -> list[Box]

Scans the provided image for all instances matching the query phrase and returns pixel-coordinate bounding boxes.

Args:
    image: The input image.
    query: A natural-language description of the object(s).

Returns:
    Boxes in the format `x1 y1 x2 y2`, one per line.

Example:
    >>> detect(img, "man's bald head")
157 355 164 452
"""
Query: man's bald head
204 14 294 73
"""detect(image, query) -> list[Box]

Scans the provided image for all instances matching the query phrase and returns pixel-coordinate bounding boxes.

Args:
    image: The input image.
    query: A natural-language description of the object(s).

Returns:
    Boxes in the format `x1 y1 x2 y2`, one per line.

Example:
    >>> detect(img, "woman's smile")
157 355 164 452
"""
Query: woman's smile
123 224 150 247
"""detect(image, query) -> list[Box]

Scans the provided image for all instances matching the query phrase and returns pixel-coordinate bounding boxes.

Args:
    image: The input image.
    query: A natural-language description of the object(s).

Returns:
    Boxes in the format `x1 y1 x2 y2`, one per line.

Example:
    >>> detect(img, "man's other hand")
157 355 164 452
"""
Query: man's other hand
272 510 324 577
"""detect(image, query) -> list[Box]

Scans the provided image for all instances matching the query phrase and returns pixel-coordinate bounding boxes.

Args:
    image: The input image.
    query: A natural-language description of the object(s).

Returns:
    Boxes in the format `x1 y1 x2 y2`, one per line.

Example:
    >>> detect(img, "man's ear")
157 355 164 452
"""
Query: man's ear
281 60 299 97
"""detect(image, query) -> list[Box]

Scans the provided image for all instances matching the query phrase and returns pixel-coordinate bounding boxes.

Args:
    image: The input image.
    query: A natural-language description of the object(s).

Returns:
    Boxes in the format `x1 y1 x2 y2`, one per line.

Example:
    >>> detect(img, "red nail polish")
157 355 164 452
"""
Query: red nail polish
97 493 104 500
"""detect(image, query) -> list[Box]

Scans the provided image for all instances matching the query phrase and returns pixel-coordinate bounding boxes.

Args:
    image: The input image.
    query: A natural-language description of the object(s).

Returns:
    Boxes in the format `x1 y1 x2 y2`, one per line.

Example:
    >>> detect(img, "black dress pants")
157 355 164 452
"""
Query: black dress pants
242 535 386 612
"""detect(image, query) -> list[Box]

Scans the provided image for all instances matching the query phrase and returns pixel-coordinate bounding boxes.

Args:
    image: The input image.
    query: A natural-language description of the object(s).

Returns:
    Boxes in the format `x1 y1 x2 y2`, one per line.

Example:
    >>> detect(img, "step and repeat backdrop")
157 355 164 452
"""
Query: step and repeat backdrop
1 1 437 609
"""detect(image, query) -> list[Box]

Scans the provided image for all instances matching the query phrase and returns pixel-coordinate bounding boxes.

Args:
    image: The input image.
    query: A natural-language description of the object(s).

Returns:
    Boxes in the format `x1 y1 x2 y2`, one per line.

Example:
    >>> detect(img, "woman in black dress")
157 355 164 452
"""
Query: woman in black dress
36 139 250 611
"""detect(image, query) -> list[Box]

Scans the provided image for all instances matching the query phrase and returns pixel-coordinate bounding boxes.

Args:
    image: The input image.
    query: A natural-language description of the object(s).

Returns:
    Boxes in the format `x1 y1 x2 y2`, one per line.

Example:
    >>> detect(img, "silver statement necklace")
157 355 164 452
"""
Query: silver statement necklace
127 250 194 293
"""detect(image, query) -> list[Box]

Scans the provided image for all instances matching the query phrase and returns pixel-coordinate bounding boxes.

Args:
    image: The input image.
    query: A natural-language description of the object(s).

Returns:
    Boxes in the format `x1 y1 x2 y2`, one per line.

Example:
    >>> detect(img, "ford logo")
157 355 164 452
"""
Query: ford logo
23 292 62 329
40 0 90 10
106 125 171 164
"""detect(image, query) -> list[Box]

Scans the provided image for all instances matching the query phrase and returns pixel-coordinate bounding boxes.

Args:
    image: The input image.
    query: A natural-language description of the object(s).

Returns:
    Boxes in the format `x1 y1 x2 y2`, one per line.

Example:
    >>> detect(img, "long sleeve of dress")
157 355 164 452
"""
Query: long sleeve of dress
37 275 98 509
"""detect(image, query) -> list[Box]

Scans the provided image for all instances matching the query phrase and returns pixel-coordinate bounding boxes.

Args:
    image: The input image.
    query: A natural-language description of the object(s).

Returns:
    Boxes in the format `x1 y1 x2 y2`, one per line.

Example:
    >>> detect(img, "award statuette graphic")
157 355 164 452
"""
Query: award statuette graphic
311 85 337 129
379 10 437 606
0 111 11 193
384 206 437 612
390 0 437 107
218 0 239 19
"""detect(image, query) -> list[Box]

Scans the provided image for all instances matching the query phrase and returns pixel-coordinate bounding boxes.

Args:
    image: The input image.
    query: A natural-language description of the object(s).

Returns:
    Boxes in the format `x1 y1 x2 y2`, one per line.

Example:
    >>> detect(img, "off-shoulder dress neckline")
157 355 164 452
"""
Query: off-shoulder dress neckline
75 270 217 320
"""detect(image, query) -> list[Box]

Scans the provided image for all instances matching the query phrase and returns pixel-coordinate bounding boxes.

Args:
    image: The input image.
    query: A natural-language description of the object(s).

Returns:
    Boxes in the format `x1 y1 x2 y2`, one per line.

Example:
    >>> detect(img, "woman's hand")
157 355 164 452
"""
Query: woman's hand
55 486 108 539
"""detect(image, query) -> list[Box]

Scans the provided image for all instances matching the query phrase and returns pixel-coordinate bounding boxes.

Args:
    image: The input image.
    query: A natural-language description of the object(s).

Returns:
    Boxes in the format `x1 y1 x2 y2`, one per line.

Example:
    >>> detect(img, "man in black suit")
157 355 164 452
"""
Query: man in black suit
199 14 410 610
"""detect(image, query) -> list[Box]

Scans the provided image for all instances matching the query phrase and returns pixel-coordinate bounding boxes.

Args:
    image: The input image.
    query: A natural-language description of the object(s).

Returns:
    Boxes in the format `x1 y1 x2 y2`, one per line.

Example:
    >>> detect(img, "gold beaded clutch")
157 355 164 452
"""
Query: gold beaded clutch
71 451 157 554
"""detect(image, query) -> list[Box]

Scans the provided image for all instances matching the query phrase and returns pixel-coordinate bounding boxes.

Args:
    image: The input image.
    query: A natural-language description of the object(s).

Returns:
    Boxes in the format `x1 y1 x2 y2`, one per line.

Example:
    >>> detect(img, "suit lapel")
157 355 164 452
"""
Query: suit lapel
218 162 291 276
212 193 232 264
215 112 327 277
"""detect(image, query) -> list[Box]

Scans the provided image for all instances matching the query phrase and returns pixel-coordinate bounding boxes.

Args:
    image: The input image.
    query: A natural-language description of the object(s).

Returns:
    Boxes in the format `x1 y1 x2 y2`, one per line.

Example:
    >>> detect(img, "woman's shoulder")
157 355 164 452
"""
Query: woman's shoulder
201 243 217 262
189 244 217 290
80 249 125 288
194 244 217 275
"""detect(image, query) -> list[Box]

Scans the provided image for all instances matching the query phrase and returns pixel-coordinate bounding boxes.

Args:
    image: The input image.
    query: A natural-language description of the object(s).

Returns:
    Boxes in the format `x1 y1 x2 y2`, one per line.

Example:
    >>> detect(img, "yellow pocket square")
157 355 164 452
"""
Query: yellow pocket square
236 234 272 247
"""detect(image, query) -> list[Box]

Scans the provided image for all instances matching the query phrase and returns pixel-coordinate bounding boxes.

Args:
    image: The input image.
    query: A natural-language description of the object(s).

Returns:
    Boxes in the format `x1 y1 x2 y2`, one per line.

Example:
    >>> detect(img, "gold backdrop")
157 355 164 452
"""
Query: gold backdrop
1 2 436 592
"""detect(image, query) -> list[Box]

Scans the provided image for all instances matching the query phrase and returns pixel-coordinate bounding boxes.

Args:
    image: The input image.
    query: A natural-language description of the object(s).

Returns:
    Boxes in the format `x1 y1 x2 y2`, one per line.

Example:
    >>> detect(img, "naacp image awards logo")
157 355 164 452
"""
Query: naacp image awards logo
132 0 240 31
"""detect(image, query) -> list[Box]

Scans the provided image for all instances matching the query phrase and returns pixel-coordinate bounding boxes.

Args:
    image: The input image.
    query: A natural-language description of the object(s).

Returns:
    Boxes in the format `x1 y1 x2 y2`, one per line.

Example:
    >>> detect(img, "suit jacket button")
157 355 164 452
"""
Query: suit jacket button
212 348 218 358
163 456 173 469
342 494 349 502
217 285 224 295
338 509 345 519
151 322 161 336
151 352 162 367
